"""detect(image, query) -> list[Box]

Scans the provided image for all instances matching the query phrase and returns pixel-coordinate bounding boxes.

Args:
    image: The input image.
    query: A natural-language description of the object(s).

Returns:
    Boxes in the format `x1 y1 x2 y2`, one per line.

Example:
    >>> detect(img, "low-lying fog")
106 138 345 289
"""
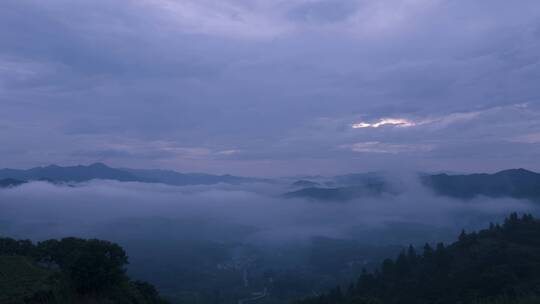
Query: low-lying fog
0 175 535 246
2 174 538 299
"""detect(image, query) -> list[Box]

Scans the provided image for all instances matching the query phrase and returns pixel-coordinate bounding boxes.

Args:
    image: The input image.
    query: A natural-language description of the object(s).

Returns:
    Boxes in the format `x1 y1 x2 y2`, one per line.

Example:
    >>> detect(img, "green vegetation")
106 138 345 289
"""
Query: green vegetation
299 213 540 304
4 213 540 304
0 256 52 303
0 237 168 304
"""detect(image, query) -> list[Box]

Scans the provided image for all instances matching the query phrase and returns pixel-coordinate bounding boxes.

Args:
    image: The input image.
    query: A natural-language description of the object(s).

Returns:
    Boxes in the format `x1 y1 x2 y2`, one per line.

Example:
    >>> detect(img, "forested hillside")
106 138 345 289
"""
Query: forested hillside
0 237 168 304
300 213 540 304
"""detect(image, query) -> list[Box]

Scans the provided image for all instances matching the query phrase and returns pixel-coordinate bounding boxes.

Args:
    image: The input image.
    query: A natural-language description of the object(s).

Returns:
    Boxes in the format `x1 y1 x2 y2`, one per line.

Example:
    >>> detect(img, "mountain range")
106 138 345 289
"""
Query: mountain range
421 168 540 200
0 163 262 187
1 164 540 203
285 169 540 202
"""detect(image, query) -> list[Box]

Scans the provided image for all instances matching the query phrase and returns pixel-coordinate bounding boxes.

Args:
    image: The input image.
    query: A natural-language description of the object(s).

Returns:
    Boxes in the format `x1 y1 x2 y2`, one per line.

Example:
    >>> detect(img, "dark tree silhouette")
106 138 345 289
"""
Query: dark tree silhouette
299 213 540 304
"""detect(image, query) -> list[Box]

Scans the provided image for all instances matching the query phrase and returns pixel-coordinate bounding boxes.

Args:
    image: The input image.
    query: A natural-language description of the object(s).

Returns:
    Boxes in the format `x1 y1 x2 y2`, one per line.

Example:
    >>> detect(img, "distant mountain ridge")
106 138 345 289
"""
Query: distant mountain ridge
2 165 540 202
422 168 540 201
284 173 395 201
0 178 27 188
123 168 263 186
285 169 540 202
291 180 321 188
0 163 262 186
0 163 141 183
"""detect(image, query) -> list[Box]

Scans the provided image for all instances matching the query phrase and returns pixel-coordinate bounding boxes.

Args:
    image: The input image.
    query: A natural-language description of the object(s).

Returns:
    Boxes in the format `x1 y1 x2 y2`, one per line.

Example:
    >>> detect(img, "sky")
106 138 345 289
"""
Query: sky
1 0 540 176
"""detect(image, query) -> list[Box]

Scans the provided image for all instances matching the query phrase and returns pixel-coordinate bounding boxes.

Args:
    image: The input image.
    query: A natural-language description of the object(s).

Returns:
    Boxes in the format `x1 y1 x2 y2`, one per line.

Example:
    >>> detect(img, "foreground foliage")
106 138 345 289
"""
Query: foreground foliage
300 213 540 304
0 237 168 304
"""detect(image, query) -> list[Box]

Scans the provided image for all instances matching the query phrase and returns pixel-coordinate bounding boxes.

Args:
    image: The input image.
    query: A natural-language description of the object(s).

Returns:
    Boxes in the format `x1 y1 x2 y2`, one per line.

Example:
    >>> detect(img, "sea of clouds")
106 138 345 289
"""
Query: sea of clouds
0 176 536 246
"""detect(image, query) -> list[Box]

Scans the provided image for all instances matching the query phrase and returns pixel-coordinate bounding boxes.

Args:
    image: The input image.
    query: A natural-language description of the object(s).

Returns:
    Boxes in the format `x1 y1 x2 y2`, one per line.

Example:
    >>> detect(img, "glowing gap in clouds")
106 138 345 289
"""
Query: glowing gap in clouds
352 118 416 129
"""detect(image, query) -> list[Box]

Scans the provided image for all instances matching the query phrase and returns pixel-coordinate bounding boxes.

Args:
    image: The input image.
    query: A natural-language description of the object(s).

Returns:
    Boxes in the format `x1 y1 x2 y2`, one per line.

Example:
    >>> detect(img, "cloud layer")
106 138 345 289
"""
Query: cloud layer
0 178 536 246
1 0 540 175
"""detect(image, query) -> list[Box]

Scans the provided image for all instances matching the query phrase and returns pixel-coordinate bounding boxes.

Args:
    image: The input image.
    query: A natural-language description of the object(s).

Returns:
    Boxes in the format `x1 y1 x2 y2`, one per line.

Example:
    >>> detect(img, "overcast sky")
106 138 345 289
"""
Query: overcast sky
1 0 540 176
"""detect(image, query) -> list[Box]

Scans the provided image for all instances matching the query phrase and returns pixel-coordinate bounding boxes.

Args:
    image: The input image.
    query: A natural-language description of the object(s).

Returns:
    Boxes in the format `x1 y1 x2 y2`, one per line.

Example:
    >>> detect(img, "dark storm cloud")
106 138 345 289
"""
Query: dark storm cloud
1 0 540 174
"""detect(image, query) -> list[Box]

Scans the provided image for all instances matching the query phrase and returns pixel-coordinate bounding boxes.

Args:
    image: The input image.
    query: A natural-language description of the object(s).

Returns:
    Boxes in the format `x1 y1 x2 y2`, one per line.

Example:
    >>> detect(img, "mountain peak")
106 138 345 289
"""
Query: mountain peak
495 168 538 176
43 164 60 169
88 162 110 169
